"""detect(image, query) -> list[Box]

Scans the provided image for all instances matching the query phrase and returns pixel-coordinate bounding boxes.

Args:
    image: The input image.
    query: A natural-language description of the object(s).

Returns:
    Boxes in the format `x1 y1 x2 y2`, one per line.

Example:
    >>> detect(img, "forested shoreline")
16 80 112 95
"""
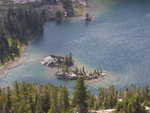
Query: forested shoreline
0 78 149 113
0 0 85 66
0 6 44 65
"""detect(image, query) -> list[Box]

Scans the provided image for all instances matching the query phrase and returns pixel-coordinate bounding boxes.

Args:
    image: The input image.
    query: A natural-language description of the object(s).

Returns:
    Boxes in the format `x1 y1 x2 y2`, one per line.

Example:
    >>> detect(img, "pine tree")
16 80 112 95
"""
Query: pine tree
5 87 12 113
116 95 147 113
48 104 56 113
61 88 70 111
69 52 73 66
72 77 88 113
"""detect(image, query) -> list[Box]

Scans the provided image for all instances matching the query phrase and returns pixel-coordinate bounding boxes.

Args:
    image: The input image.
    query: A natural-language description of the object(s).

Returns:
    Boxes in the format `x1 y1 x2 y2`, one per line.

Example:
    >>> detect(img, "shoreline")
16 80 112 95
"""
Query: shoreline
0 46 27 79
0 11 88 81
0 57 25 79
0 0 94 81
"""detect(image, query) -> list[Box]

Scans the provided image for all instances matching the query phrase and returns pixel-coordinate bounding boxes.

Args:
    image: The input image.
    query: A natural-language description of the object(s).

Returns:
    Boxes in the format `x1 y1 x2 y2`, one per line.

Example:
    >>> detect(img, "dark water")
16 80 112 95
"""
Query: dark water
1 0 150 91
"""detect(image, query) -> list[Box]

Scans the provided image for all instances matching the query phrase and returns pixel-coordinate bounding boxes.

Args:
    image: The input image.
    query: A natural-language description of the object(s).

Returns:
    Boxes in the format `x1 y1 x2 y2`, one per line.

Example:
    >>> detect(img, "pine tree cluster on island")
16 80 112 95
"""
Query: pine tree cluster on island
41 53 105 81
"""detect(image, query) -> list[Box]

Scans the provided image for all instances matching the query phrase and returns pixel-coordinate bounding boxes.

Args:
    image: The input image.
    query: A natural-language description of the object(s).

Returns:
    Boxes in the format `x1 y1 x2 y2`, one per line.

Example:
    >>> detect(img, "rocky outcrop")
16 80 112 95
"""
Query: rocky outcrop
41 55 106 81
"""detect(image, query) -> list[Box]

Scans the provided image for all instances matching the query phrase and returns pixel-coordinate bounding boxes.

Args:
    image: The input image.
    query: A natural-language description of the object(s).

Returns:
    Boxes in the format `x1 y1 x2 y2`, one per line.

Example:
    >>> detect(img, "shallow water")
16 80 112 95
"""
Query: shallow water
1 0 150 92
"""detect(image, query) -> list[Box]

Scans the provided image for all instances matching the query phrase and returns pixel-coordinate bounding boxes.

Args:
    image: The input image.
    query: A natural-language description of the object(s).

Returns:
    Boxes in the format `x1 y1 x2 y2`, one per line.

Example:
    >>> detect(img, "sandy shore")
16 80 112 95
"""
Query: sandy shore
0 45 26 79
0 57 26 79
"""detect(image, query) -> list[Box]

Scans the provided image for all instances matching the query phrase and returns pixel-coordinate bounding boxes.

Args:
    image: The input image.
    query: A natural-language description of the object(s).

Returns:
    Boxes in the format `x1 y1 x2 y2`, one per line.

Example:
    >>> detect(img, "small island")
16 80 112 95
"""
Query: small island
41 53 106 80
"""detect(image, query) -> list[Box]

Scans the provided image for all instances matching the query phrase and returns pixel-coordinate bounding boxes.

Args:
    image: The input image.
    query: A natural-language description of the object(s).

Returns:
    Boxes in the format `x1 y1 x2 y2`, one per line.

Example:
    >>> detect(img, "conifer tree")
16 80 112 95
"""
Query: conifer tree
48 104 56 113
61 88 70 111
69 52 73 66
72 77 88 113
5 87 12 113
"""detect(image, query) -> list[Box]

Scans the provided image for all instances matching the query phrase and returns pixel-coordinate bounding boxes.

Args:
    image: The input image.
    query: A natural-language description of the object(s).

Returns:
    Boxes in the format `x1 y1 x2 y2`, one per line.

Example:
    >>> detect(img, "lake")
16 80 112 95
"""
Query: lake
1 0 150 92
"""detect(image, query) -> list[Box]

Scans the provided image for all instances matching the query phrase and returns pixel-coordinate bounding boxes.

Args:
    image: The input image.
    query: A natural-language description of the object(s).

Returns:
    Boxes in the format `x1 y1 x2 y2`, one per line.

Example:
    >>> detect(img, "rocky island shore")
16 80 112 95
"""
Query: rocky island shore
41 53 106 81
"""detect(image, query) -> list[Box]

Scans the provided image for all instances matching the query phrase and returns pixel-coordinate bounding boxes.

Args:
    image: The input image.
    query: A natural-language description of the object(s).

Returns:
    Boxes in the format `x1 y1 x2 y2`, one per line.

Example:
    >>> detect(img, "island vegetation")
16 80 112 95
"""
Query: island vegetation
0 78 149 113
41 53 105 80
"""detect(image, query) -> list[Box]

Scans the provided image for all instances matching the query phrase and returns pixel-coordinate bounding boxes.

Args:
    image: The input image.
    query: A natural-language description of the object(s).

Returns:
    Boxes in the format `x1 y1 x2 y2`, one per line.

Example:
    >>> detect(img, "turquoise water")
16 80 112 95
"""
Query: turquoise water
1 0 150 91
